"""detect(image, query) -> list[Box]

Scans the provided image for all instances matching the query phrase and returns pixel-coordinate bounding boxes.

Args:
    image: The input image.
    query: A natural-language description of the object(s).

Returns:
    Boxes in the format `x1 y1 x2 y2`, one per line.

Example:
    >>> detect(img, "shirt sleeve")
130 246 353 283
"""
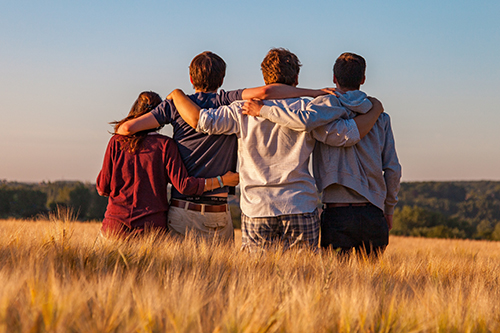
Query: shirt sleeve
311 118 361 147
96 138 115 197
258 96 361 147
164 139 205 196
150 99 174 126
380 114 402 215
196 103 241 136
259 96 350 132
218 89 244 105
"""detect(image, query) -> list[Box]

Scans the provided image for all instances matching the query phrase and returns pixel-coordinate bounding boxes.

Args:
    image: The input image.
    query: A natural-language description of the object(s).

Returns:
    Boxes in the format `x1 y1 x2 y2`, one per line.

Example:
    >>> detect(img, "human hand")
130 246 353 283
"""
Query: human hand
385 214 393 231
242 98 263 117
367 97 384 115
221 171 239 187
321 87 339 96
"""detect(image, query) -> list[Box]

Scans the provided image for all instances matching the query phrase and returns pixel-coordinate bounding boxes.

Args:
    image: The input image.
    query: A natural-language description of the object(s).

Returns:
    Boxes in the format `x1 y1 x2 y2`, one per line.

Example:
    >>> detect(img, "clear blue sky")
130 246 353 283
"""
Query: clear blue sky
1 0 499 183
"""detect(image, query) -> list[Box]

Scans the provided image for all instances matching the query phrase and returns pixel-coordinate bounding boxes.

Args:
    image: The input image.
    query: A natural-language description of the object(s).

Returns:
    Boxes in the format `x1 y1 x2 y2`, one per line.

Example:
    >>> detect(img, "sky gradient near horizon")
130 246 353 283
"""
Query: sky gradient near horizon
1 0 499 183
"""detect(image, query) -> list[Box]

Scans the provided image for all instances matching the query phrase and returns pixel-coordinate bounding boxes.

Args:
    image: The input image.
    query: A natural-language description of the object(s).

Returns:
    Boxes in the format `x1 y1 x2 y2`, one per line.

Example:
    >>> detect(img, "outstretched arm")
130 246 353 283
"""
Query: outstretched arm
312 98 384 147
244 96 384 141
168 89 240 135
115 112 160 135
243 97 349 132
164 138 240 195
241 83 333 100
167 89 201 128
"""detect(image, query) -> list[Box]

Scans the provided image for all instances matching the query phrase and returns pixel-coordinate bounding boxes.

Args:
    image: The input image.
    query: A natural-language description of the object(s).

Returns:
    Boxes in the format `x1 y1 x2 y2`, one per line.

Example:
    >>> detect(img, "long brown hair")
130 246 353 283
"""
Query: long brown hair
111 91 163 153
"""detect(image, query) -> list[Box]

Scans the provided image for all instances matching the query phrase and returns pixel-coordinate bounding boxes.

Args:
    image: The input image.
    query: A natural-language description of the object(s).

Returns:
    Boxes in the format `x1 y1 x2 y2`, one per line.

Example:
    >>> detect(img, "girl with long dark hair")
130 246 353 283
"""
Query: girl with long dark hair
97 91 238 237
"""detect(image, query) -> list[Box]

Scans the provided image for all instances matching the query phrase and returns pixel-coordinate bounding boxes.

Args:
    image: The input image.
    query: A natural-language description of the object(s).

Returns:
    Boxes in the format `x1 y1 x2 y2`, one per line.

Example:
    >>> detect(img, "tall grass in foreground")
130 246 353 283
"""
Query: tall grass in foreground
1 218 500 332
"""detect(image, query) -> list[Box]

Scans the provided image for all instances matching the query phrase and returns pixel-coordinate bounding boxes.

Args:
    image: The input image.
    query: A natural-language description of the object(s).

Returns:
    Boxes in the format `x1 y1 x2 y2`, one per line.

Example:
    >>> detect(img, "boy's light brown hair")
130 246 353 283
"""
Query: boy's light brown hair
261 48 301 86
333 52 366 90
189 51 226 92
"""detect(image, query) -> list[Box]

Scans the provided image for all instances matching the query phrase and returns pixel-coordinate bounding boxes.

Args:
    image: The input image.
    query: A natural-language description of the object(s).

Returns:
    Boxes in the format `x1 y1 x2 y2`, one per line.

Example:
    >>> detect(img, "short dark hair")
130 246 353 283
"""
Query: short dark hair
189 51 226 92
333 52 366 90
261 48 301 85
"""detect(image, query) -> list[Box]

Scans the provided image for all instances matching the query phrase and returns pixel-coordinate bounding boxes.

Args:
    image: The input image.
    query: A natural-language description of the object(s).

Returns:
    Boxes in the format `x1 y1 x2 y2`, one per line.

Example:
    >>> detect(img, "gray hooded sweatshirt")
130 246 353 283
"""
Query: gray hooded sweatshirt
260 91 401 215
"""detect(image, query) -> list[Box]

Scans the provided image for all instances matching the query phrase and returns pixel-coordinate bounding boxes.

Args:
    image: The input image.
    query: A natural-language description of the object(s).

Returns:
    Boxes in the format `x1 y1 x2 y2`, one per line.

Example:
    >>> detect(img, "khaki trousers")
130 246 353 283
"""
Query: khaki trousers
168 205 234 242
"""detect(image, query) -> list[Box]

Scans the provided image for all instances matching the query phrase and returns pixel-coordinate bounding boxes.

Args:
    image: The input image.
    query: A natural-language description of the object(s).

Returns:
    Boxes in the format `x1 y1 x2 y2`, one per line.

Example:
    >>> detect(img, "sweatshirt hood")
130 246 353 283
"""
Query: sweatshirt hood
336 90 372 114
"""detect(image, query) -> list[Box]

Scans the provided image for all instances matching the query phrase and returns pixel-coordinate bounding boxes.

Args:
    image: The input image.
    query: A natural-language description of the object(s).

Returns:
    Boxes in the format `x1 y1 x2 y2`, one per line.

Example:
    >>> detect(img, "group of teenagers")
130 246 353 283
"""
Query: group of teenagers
97 48 401 256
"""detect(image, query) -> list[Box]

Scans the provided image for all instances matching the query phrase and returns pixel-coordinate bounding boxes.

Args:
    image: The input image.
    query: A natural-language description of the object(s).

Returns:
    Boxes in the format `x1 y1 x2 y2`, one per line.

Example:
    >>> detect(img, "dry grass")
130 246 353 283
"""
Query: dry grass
1 216 500 333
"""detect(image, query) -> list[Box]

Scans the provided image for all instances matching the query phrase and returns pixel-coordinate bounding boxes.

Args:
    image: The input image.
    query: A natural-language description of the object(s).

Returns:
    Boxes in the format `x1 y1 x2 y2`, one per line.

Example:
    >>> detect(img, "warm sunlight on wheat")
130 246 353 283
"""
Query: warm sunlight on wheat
1 216 499 332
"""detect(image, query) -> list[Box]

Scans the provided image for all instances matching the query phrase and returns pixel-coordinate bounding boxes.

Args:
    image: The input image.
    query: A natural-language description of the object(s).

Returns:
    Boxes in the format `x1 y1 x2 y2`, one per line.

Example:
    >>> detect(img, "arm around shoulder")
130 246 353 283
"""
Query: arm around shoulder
115 112 160 135
241 83 328 100
167 89 201 129
353 97 384 139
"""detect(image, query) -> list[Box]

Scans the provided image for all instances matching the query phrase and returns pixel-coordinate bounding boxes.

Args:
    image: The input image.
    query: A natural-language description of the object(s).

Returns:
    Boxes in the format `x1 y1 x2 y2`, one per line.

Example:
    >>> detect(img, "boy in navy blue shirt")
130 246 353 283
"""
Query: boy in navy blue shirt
117 51 330 242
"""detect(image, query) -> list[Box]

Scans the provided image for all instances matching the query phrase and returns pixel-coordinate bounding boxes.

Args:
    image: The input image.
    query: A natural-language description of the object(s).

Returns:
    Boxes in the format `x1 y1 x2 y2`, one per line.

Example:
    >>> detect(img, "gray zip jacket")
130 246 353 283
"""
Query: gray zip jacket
259 91 402 215
197 98 359 218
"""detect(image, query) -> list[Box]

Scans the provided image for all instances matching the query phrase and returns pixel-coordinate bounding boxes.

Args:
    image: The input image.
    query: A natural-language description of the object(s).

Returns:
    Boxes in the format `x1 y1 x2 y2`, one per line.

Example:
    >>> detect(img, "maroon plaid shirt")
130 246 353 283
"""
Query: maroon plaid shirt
97 133 204 233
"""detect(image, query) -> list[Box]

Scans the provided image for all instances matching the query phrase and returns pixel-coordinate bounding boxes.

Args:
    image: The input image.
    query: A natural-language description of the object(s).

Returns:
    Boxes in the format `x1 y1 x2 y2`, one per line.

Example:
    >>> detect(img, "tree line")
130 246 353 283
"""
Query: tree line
1 180 500 241
0 180 107 221
392 181 500 241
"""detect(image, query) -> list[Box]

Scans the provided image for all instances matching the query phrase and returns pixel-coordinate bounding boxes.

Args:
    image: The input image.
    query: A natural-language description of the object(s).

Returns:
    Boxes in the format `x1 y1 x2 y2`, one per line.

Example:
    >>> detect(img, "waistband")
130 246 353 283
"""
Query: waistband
173 195 228 205
170 199 228 213
325 202 371 208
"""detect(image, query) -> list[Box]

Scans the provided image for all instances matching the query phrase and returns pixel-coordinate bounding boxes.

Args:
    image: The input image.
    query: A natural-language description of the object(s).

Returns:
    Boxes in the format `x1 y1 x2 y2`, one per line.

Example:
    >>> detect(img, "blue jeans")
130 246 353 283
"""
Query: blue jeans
320 204 388 256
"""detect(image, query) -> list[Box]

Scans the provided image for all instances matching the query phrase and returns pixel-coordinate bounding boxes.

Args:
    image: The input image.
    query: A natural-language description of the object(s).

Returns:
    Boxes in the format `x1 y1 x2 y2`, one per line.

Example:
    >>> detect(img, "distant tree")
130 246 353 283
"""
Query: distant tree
69 184 91 220
492 223 500 241
9 188 47 218
392 206 447 235
0 187 11 218
411 225 466 239
475 220 494 240
392 205 470 239
86 188 108 221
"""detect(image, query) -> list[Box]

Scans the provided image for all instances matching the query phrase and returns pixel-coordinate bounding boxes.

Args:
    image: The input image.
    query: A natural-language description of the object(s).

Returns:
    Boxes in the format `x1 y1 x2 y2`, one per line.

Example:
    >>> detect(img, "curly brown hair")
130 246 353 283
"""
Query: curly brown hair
189 51 226 92
111 91 163 153
260 48 301 85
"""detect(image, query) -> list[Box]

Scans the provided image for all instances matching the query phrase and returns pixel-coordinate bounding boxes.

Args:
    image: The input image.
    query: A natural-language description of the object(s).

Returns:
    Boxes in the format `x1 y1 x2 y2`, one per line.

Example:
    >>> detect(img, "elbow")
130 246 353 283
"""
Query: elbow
96 186 109 197
344 135 361 147
188 117 199 129
118 122 133 135
259 86 273 99
171 89 183 98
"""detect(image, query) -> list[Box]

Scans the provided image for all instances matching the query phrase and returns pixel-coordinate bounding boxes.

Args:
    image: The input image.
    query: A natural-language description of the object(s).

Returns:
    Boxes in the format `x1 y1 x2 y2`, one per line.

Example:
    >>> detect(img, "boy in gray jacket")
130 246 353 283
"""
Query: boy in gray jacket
244 52 401 256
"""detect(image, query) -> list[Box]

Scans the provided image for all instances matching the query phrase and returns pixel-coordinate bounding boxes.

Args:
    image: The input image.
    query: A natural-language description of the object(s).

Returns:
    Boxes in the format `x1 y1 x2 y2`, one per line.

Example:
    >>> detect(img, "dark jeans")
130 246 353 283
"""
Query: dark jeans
320 204 389 257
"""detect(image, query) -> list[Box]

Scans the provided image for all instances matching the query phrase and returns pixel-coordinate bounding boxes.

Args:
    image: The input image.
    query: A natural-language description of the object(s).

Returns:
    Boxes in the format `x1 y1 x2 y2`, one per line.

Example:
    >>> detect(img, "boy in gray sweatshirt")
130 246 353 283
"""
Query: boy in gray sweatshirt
244 53 401 256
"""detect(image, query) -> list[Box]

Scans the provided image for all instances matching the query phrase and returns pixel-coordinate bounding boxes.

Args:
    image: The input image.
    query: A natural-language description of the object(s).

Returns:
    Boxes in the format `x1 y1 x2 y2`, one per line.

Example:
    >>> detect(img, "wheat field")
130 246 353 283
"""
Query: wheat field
1 215 500 332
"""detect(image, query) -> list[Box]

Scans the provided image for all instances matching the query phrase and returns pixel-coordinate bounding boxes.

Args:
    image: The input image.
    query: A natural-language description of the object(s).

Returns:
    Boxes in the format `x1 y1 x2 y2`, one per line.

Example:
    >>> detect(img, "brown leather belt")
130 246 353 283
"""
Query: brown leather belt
170 199 228 213
326 203 371 208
